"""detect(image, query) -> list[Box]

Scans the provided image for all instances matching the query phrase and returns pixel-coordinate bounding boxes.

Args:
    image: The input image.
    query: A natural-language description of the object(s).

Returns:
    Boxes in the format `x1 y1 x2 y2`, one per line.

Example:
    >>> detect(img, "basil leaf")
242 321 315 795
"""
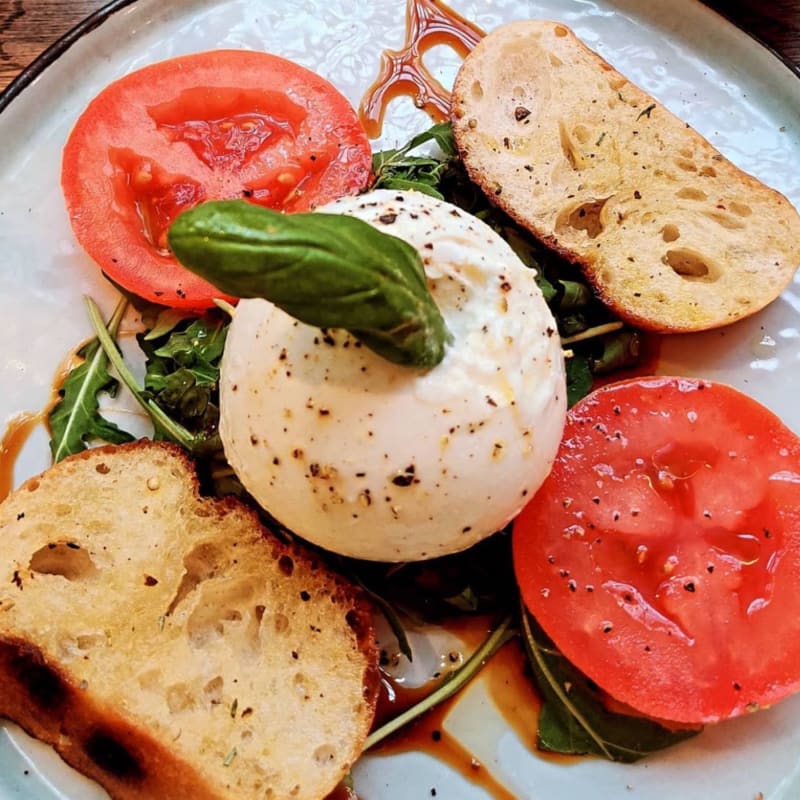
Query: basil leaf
49 298 135 462
520 608 700 762
168 199 451 368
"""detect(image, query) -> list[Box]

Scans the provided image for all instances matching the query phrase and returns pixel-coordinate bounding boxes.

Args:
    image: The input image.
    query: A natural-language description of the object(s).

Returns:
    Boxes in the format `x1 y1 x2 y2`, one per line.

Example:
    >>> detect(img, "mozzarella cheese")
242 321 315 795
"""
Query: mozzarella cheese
219 189 566 561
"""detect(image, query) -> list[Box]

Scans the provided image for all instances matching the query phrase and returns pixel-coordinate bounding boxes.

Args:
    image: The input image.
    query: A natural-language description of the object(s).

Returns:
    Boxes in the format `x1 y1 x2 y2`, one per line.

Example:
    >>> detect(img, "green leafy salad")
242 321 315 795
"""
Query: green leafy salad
48 122 694 762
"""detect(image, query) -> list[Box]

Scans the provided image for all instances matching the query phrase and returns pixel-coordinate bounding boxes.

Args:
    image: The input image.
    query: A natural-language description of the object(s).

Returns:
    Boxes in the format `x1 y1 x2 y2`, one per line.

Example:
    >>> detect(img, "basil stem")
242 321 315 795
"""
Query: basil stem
167 200 451 369
364 615 515 751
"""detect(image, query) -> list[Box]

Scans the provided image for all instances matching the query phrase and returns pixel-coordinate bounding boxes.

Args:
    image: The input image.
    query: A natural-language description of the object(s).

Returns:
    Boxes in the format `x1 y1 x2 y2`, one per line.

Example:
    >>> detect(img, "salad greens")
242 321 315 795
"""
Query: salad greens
167 200 450 369
47 120 658 764
49 297 134 462
521 608 699 761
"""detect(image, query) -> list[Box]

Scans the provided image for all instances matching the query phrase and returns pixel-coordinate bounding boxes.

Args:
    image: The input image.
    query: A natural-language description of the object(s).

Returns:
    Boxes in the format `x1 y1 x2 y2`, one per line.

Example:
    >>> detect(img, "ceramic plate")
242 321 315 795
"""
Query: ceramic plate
2 1 800 798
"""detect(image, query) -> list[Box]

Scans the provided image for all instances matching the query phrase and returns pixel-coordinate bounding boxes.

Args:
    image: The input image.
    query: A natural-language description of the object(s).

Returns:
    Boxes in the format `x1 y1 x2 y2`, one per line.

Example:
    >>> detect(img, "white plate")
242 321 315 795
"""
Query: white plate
2 1 800 798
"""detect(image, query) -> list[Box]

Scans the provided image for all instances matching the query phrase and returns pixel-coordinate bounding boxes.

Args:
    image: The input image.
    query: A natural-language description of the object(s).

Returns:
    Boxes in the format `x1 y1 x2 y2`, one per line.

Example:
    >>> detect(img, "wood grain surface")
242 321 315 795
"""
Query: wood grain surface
1 0 799 92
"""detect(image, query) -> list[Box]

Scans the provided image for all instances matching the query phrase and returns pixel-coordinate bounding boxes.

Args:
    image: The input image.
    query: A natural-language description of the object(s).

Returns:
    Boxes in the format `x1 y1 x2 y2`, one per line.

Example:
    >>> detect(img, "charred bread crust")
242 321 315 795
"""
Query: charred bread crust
0 440 379 800
0 637 221 800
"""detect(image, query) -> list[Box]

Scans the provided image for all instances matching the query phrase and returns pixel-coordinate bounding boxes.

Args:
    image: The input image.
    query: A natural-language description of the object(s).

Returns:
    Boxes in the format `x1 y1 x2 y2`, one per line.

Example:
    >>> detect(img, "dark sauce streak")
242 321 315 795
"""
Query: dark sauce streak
358 0 485 138
369 617 555 800
0 412 42 503
0 342 88 502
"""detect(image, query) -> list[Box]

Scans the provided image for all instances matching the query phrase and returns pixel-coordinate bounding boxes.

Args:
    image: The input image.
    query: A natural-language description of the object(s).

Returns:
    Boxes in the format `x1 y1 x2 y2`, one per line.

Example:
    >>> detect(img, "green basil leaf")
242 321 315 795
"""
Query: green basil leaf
49 298 135 461
520 608 700 762
168 199 451 368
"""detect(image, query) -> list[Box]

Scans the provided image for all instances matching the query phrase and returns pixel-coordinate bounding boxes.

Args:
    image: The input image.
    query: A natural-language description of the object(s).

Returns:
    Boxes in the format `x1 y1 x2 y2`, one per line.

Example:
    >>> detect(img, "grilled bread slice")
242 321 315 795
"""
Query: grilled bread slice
451 20 800 332
0 441 378 800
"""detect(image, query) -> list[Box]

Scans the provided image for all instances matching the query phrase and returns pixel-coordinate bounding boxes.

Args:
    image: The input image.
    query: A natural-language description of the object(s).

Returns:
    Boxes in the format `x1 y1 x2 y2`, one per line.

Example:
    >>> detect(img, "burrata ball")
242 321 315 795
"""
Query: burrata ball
220 189 566 561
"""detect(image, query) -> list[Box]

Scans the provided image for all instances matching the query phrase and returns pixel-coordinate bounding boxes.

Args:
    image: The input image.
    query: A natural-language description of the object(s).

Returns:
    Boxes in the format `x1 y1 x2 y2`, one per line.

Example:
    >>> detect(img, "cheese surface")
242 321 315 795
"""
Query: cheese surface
220 189 566 561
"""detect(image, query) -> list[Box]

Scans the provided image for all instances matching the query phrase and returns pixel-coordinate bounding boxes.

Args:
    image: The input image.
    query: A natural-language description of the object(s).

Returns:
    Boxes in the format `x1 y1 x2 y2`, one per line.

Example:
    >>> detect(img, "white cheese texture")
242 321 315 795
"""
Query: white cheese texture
220 189 566 561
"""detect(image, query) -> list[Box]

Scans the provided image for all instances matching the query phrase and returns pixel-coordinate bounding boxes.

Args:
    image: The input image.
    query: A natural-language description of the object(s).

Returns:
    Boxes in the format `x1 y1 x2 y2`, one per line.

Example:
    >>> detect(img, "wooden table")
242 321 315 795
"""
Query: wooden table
1 0 799 92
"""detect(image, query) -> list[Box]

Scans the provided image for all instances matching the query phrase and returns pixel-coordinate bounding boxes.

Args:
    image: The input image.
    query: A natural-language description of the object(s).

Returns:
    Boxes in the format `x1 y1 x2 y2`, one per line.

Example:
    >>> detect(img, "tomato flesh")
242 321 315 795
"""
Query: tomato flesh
62 51 372 309
513 376 800 723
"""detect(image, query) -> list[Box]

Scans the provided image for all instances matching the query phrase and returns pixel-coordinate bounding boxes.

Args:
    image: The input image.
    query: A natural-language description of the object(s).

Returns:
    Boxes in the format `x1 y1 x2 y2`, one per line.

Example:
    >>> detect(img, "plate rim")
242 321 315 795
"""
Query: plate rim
0 0 138 115
1 0 799 119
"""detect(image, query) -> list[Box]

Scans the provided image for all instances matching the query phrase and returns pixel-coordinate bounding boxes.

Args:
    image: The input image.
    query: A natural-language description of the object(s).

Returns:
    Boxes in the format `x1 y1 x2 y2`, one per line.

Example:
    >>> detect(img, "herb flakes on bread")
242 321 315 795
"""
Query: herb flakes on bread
0 441 379 800
451 19 800 333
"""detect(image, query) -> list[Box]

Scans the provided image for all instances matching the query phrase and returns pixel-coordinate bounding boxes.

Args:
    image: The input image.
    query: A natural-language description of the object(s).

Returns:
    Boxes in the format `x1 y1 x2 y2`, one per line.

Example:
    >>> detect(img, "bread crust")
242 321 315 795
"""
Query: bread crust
451 20 800 332
0 441 379 800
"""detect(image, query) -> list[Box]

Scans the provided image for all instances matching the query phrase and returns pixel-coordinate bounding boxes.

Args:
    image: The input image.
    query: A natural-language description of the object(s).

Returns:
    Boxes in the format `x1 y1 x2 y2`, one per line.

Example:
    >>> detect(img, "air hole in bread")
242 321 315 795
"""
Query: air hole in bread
730 201 753 217
699 165 717 178
137 669 161 691
165 541 223 616
675 158 697 173
204 675 224 704
558 120 586 170
346 608 367 639
609 76 626 92
274 612 290 633
470 80 483 101
293 672 311 698
572 124 591 144
29 542 98 581
166 682 196 713
661 224 681 243
702 210 745 231
557 197 611 239
186 580 253 646
278 555 295 576
676 187 707 201
76 632 107 651
663 249 717 281
313 744 337 766
95 463 110 475
83 730 144 782
549 53 563 67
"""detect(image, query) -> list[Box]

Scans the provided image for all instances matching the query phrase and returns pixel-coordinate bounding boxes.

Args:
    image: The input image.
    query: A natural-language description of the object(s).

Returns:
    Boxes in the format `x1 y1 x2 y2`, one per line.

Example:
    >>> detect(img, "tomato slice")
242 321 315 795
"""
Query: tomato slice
513 376 800 724
61 50 372 309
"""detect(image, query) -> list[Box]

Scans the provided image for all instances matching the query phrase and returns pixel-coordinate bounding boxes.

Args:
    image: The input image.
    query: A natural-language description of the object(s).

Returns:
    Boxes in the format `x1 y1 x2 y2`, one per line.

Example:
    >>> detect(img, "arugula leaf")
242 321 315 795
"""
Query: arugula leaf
520 608 700 762
49 298 135 462
565 354 593 408
371 122 459 197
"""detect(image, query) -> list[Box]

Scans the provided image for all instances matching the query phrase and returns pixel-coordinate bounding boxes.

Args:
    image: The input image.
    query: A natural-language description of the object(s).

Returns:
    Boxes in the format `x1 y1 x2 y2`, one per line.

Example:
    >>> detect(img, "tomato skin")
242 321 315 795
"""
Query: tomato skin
513 376 800 724
61 50 372 309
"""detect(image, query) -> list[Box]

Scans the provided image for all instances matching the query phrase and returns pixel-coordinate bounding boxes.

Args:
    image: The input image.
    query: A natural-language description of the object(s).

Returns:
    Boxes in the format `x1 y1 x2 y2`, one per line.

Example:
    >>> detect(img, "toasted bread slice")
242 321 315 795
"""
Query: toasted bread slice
0 441 378 800
451 20 800 332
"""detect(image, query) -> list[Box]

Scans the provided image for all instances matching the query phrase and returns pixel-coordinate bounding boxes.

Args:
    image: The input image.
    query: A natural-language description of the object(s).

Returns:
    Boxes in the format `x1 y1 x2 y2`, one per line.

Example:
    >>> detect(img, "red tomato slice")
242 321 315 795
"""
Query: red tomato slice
513 376 800 724
61 50 372 309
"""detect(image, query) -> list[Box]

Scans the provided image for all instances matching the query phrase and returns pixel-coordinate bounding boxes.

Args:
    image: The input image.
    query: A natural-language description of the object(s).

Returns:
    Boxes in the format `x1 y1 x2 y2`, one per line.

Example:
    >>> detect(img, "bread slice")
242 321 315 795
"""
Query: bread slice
0 441 378 800
451 20 800 332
